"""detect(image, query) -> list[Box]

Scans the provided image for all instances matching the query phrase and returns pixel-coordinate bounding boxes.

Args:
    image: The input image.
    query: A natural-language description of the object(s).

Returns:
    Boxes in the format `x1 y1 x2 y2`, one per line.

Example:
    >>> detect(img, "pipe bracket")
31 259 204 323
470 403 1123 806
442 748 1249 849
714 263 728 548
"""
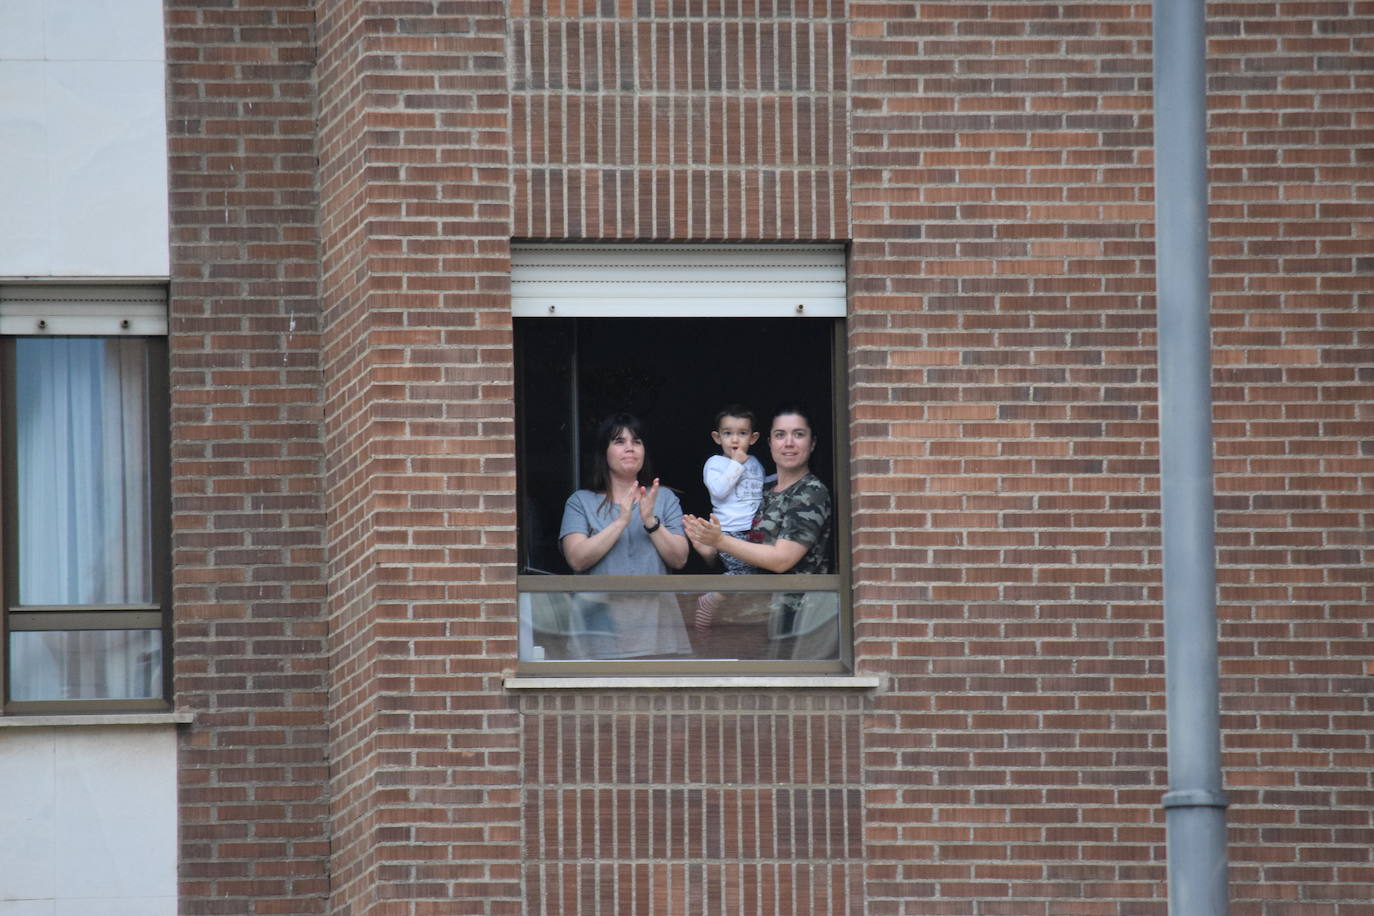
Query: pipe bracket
1162 789 1230 809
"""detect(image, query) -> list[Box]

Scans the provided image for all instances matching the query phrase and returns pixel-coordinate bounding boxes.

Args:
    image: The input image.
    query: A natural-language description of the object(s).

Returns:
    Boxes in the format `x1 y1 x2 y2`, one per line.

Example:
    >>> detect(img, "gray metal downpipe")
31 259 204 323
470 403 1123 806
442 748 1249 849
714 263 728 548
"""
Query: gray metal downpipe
1151 1 1231 915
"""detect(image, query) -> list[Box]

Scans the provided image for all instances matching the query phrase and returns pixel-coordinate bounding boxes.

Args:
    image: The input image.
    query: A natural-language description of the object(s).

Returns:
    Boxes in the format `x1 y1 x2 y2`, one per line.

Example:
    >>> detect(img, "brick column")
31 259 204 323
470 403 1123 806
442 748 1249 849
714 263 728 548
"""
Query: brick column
507 5 865 914
315 2 521 913
1205 2 1374 908
167 2 331 913
848 4 1171 911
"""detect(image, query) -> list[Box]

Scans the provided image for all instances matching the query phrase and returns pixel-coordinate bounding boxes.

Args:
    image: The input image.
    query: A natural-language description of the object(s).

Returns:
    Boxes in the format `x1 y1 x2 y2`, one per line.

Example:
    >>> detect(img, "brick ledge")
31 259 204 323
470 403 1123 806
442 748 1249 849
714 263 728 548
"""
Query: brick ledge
504 675 880 690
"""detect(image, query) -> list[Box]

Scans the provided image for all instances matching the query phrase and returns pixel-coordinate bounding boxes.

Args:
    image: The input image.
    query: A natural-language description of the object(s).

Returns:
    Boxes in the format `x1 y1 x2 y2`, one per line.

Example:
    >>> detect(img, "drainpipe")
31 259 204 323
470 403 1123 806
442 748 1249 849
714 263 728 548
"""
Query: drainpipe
1152 1 1230 914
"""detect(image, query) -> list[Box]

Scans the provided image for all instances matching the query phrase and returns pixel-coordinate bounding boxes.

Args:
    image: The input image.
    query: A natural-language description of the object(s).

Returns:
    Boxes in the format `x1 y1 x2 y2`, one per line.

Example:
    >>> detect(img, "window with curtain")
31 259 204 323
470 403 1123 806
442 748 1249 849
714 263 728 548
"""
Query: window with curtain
3 333 169 709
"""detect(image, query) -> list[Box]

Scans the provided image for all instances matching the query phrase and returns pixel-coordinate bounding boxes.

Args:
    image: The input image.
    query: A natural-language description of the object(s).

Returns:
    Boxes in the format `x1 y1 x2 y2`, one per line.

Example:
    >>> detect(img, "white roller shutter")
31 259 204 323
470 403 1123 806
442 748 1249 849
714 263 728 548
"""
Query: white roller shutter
511 243 846 318
0 284 168 336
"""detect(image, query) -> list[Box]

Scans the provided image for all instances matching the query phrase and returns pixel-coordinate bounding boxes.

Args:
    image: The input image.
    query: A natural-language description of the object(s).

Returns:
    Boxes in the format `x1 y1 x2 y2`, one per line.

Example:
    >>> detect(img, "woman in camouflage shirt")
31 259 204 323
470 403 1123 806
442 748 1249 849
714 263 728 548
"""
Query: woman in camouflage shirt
683 405 832 576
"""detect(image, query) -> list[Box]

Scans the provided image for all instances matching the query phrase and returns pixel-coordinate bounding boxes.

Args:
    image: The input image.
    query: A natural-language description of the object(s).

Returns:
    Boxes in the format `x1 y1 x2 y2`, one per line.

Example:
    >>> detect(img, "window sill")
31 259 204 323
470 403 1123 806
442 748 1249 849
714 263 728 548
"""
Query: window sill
504 675 880 690
0 711 194 729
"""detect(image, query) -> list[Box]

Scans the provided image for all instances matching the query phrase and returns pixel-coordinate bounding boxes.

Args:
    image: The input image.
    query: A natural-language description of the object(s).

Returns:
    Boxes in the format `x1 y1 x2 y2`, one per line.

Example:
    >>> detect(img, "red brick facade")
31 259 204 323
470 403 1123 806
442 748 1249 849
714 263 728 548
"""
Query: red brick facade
167 0 331 911
167 2 1372 915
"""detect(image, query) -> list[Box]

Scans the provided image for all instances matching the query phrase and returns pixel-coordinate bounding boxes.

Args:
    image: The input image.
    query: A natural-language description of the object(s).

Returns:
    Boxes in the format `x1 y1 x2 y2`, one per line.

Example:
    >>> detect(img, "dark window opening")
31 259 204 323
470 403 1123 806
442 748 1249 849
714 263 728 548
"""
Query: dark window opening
517 317 839 576
514 316 849 671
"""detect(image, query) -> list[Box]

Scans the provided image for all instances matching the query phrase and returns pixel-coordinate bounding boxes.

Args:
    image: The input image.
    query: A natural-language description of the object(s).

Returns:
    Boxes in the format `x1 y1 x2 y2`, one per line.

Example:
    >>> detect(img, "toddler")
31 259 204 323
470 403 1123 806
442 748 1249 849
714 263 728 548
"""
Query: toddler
694 405 765 629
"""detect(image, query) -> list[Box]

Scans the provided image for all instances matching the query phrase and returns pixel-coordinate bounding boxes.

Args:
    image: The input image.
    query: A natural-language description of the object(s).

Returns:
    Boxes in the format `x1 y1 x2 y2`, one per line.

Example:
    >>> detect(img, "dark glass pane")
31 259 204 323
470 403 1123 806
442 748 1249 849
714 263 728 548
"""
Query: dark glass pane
519 589 841 662
9 629 162 701
516 318 836 576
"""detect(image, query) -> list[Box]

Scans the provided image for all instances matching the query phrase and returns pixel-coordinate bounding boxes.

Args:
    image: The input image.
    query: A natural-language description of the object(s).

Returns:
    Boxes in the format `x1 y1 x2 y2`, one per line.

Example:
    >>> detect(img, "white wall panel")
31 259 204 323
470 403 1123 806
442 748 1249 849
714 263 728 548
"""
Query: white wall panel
56 900 175 916
0 61 52 271
0 1 46 60
0 0 168 278
0 727 177 914
0 731 57 901
0 902 55 916
44 0 165 61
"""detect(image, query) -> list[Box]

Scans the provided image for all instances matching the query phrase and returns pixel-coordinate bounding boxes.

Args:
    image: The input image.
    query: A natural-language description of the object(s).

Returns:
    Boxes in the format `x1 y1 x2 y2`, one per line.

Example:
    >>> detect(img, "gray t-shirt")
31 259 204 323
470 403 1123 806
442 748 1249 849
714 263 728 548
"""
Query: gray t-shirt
559 488 685 576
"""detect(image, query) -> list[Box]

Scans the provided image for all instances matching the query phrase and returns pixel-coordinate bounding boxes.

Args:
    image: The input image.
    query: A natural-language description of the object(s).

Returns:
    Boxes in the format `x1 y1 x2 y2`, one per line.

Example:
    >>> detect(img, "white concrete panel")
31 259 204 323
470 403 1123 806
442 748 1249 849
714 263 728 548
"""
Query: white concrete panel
0 0 46 60
56 897 175 916
52 727 177 901
0 901 55 916
44 0 165 62
0 61 54 274
0 0 168 278
0 730 57 902
45 60 169 277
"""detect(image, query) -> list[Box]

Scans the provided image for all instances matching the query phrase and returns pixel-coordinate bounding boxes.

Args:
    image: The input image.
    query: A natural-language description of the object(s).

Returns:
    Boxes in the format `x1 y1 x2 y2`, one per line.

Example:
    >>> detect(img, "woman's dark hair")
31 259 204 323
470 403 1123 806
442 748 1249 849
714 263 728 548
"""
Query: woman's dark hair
769 403 815 433
589 412 655 509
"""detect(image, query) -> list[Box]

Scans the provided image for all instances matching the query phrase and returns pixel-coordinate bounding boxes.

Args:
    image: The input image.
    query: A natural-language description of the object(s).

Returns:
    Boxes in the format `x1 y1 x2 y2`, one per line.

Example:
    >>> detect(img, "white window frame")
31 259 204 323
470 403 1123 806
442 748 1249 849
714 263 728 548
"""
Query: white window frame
0 284 171 713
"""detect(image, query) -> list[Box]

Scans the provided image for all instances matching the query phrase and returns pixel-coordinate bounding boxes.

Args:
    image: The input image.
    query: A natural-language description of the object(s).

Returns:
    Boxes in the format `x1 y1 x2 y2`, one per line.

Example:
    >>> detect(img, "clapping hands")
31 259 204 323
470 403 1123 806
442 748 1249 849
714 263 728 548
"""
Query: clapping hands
682 512 723 548
616 479 663 528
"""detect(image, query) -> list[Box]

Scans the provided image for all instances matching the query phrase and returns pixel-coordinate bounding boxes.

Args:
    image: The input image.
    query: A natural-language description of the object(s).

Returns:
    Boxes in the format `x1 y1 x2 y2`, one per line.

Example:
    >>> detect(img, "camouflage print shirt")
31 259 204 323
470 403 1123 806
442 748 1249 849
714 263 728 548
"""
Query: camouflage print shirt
748 472 832 574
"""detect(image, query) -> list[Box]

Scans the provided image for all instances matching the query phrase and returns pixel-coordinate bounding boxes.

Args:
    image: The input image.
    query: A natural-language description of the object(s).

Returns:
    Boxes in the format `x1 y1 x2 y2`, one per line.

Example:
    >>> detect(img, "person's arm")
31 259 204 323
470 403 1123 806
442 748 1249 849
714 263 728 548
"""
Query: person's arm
560 492 633 572
690 535 719 566
703 454 748 504
682 513 808 574
643 481 689 570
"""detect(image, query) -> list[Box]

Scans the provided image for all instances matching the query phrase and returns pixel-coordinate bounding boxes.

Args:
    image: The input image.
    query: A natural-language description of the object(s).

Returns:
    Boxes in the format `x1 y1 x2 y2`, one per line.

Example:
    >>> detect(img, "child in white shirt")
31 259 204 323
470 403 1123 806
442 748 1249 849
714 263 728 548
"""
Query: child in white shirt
694 405 765 628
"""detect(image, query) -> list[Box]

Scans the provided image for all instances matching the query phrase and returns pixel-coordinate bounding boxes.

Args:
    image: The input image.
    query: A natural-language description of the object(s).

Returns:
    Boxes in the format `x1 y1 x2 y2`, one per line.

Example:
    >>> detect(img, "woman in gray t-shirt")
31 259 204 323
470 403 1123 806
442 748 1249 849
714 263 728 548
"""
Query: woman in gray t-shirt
558 413 692 657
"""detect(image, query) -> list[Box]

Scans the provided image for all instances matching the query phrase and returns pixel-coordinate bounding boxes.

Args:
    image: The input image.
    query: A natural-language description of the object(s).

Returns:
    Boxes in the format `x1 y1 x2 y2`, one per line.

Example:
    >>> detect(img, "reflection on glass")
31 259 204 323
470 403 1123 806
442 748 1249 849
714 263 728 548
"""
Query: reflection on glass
519 591 840 662
16 338 153 606
9 630 162 701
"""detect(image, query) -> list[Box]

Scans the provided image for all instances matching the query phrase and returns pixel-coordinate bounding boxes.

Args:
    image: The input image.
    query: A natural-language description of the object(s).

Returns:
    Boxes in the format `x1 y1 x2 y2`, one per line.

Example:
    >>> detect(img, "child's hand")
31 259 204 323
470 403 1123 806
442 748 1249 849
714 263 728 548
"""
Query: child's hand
726 442 749 464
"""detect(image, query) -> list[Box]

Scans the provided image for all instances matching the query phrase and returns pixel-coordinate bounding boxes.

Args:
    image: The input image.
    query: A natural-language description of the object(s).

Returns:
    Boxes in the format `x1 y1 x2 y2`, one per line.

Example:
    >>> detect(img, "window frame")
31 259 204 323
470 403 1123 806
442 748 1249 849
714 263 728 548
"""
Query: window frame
0 287 172 714
512 244 853 676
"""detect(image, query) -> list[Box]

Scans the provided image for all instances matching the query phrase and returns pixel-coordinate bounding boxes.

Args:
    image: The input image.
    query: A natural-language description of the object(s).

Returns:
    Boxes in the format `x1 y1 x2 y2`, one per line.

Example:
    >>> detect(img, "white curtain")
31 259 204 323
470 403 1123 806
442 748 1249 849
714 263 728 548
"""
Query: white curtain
10 338 159 701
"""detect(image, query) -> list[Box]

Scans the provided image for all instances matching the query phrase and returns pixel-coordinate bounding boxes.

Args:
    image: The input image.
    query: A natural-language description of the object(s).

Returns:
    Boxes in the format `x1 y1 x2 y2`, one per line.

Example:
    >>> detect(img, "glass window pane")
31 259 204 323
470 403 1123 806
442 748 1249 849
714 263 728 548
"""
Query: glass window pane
8 629 163 701
516 317 837 576
519 590 841 662
15 337 152 606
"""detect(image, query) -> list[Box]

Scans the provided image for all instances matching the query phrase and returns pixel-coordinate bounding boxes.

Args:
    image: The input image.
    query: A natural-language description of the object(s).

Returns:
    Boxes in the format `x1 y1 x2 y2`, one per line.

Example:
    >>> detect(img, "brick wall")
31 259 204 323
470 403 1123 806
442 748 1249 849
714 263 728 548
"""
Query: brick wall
1207 4 1373 910
508 3 870 914
849 4 1172 912
166 1 331 913
510 0 849 240
314 2 522 915
847 2 1373 914
521 692 865 916
166 1 1372 914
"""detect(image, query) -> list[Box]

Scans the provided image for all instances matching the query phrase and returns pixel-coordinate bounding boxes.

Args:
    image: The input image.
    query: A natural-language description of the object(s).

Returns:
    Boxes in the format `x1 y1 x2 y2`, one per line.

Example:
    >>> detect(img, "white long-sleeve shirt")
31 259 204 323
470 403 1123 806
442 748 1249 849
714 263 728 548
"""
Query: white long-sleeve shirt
703 454 765 532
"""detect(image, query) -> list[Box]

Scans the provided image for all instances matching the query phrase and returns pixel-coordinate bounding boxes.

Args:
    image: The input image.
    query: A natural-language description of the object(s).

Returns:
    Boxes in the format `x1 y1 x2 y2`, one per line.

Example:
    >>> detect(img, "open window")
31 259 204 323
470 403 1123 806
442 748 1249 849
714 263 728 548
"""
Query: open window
0 285 171 712
513 244 851 674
